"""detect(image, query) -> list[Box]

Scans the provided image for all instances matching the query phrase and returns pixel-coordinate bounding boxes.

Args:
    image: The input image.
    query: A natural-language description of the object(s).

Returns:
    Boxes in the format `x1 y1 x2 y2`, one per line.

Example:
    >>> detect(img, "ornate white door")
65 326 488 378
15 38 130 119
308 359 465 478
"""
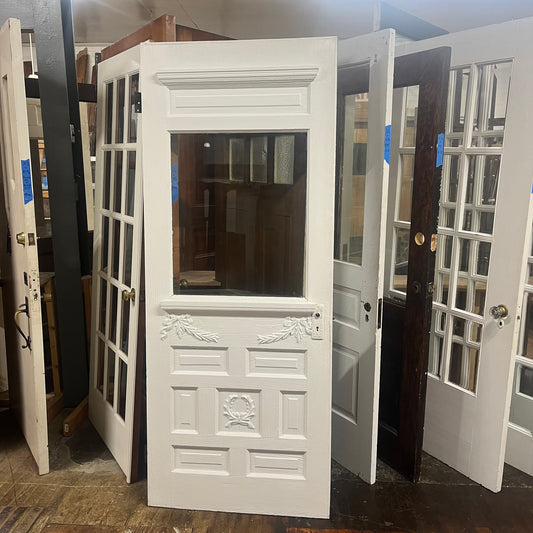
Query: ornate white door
89 46 143 482
390 18 533 491
0 18 48 474
140 38 336 517
332 29 394 484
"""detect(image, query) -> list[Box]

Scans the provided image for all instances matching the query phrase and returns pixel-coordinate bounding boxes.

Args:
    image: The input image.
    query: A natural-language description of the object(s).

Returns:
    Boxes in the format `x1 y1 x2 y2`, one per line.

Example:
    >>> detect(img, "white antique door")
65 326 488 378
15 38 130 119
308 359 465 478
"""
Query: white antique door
332 30 394 484
141 38 336 517
0 18 48 474
389 18 533 491
89 46 143 482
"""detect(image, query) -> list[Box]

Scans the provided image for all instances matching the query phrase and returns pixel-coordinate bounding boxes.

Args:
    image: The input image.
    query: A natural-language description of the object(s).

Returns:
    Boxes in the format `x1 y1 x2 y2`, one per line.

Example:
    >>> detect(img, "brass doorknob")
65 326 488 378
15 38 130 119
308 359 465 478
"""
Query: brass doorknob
16 232 25 245
122 288 135 302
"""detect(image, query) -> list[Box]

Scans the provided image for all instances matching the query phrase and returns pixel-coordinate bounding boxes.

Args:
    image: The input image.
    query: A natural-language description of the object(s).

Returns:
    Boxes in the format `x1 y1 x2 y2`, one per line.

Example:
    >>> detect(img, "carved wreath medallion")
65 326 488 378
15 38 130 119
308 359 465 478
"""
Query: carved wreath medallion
223 394 256 429
257 316 313 344
160 313 219 343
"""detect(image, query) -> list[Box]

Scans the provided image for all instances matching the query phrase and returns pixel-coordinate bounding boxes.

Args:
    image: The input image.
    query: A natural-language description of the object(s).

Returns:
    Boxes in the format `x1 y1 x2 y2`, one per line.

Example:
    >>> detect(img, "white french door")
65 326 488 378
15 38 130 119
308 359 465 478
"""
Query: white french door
89 46 143 482
0 18 48 474
389 18 533 491
140 38 336 517
332 30 394 484
506 221 533 475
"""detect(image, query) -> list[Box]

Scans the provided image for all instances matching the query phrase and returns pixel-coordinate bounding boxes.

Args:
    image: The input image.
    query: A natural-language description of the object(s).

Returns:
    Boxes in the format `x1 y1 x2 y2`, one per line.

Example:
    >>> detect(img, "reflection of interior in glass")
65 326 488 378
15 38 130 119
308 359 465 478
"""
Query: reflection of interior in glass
106 348 115 405
171 133 306 296
448 316 480 393
392 227 409 292
521 293 533 359
509 364 533 429
472 62 511 145
402 86 419 148
388 85 420 292
335 93 368 265
429 310 447 377
452 68 470 134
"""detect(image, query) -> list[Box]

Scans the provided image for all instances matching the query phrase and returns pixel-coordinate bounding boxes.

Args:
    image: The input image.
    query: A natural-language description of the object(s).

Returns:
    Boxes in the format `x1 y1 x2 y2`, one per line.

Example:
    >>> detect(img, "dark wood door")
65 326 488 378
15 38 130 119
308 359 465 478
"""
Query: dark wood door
378 47 450 481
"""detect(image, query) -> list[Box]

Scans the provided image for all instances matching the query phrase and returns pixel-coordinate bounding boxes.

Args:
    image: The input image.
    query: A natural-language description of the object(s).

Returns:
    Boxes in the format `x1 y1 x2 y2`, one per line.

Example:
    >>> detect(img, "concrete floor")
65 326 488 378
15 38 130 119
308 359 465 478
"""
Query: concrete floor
1 407 533 533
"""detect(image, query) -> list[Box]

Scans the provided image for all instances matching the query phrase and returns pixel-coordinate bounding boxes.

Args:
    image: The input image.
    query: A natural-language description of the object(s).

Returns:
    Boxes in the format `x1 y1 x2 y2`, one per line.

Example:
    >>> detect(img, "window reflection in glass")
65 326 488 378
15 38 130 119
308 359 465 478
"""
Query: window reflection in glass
171 133 307 297
335 93 368 266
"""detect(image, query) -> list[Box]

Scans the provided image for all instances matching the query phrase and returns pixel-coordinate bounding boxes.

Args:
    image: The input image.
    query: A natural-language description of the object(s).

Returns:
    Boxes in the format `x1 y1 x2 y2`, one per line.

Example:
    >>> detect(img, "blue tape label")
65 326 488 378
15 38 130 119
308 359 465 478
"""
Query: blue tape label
384 125 391 164
171 162 179 204
436 133 444 168
21 159 33 205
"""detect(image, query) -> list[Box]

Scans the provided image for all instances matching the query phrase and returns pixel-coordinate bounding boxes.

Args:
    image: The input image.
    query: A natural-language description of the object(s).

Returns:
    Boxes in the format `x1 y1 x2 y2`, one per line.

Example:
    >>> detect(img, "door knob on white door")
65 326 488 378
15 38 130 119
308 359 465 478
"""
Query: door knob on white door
489 304 508 320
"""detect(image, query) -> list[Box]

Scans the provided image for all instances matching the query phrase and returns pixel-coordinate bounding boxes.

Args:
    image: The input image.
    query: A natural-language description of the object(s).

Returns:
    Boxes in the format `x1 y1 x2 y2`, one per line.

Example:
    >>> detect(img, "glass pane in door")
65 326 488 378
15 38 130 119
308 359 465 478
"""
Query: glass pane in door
171 132 307 297
335 93 368 265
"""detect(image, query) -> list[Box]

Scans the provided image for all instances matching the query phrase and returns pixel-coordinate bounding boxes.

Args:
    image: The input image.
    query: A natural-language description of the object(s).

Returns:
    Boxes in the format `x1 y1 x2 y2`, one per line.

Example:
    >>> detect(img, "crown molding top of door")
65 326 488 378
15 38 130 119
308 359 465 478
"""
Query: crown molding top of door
155 66 319 90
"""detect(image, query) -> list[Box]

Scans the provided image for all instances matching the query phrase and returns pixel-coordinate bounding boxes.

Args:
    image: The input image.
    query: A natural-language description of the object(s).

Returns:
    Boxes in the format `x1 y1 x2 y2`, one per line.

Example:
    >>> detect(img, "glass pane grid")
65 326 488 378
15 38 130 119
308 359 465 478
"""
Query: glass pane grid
430 61 510 391
93 72 138 413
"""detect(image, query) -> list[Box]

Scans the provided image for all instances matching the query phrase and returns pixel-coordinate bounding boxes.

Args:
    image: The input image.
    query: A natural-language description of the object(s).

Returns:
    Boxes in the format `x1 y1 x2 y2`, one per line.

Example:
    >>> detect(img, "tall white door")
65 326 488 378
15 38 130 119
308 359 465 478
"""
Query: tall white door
389 18 533 491
89 46 143 482
140 38 336 517
0 18 48 474
332 30 394 484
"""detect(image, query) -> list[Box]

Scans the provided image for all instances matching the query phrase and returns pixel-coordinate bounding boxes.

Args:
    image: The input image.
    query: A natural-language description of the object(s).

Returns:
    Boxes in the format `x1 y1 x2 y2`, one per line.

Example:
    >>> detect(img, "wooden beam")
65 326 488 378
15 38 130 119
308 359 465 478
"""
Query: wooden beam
46 392 63 422
63 396 88 436
100 14 176 61
43 277 61 398
176 24 231 42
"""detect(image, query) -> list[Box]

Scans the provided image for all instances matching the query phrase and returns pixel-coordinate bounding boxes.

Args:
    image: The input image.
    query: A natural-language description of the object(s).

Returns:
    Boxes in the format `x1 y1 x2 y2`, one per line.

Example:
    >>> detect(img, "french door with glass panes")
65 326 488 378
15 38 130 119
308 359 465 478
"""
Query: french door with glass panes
140 37 336 517
507 225 533 475
89 46 142 482
332 29 394 484
388 18 533 491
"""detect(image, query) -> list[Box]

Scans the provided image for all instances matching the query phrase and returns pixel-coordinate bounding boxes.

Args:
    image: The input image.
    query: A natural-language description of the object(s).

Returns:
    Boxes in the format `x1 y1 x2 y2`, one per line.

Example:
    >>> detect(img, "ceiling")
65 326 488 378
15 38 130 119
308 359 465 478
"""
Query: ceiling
71 0 533 44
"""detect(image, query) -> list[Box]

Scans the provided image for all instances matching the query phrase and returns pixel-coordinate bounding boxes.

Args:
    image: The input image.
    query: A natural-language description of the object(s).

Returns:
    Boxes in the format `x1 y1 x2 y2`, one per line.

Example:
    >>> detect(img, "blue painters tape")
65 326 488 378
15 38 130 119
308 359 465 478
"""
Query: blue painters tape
171 162 179 204
436 133 444 168
384 124 391 165
21 159 33 205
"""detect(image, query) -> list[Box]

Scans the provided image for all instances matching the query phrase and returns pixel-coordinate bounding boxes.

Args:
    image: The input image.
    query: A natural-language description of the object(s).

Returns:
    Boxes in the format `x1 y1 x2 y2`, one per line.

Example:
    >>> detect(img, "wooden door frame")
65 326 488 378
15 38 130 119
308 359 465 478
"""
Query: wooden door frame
378 47 450 481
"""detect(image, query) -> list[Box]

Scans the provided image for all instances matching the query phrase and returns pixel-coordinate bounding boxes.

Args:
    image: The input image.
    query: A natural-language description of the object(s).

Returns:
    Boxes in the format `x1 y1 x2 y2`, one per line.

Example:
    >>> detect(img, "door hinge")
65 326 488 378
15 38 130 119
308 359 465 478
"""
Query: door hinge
377 298 383 330
134 92 142 113
69 124 76 143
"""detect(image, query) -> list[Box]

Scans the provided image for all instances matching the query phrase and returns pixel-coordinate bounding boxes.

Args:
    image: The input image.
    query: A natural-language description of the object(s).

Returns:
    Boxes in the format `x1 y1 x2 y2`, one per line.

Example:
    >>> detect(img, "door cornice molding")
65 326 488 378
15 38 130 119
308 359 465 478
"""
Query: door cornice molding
156 66 319 90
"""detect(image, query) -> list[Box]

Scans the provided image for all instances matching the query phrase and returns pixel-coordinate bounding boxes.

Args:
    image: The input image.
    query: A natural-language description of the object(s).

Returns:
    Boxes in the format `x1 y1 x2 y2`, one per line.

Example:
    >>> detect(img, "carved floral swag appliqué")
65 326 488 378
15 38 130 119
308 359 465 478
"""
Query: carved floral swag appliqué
160 313 219 343
257 316 313 344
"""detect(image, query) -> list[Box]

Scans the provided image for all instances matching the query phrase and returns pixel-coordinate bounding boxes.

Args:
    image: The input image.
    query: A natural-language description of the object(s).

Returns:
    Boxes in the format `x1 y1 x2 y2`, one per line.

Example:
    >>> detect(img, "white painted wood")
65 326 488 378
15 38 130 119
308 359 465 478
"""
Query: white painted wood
89 46 142 483
0 18 48 474
396 17 533 492
141 37 336 517
332 30 394 484
506 423 533 476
